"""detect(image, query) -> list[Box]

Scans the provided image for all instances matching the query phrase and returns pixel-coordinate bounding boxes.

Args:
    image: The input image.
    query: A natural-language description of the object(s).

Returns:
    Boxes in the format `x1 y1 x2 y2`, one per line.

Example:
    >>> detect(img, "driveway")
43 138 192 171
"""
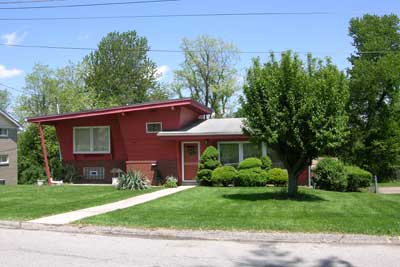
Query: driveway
379 187 400 194
0 228 398 267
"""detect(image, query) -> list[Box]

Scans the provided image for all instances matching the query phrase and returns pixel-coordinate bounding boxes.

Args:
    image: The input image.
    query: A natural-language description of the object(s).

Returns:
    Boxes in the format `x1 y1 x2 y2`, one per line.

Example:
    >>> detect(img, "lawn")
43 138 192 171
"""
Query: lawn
80 187 400 236
379 181 400 187
0 185 159 220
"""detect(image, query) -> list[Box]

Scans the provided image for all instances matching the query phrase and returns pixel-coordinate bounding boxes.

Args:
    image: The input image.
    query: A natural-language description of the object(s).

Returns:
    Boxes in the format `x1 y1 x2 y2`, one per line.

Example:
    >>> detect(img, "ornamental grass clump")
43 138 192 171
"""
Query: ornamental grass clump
117 170 149 190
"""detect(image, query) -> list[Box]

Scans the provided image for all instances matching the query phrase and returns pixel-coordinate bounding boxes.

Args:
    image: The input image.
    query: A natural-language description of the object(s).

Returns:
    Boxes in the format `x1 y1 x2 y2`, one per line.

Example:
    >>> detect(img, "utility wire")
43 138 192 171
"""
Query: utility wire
0 11 333 21
0 43 397 55
0 0 177 10
0 82 24 93
0 0 67 5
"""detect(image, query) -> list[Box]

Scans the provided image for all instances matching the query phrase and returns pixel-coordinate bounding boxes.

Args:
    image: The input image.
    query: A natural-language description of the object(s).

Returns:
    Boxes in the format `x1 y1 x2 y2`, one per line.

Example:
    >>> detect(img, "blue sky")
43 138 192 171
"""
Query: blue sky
0 0 399 106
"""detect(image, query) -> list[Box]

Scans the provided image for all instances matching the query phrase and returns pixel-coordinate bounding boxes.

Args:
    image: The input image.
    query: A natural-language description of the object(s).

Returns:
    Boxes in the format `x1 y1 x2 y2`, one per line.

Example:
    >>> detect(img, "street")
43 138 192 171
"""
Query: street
0 228 398 267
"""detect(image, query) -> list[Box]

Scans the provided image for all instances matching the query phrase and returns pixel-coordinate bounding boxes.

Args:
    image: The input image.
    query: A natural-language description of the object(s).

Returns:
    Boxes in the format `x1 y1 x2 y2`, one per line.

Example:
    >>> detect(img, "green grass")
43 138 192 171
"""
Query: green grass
379 181 400 187
80 187 400 236
0 185 159 220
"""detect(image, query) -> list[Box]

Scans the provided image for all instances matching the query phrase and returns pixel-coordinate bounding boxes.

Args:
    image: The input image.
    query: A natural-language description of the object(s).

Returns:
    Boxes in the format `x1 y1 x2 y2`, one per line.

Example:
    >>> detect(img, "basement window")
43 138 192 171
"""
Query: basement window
146 122 162 133
83 167 105 180
0 155 8 165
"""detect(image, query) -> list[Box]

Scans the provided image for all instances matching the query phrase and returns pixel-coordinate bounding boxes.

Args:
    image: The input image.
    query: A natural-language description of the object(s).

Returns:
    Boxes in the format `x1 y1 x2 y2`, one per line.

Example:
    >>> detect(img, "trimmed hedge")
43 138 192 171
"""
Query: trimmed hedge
345 166 372 192
197 146 220 185
211 166 237 186
235 168 269 187
314 158 348 192
261 156 272 171
238 157 262 170
266 168 288 186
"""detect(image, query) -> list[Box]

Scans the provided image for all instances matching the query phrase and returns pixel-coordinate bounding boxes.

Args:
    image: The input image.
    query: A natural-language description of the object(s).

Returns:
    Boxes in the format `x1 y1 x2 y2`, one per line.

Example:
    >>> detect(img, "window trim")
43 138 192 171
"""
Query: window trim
146 122 163 133
83 166 105 180
217 141 267 165
0 128 9 137
0 154 9 165
73 126 111 154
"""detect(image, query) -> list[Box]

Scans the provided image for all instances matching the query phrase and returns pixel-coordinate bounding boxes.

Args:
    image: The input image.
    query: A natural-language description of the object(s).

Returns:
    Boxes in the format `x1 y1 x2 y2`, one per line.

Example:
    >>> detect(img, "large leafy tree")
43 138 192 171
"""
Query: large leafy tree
347 14 400 179
173 35 240 117
16 62 90 183
242 52 349 196
0 89 10 111
85 31 161 107
16 62 90 119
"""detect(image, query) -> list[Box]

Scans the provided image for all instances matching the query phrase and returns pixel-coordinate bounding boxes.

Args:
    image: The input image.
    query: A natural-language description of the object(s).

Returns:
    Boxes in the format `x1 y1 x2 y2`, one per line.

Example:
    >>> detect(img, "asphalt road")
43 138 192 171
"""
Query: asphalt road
0 228 398 267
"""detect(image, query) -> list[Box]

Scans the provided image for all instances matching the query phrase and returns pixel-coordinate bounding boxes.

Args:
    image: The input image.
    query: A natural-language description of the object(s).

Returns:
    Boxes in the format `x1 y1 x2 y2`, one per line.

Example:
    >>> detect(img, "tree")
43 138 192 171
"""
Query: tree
173 35 240 117
241 52 349 196
85 31 161 107
16 62 90 183
16 62 90 119
0 89 10 111
346 14 400 179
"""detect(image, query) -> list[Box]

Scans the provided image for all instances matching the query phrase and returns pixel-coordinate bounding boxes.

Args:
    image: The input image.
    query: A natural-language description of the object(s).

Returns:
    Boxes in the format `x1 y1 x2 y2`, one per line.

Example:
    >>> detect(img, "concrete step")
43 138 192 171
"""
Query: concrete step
182 180 198 186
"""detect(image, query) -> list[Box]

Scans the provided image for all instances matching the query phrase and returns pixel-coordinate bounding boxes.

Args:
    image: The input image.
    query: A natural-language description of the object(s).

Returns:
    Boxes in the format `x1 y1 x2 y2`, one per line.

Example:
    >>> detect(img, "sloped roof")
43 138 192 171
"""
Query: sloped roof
158 118 245 136
0 110 22 129
27 98 212 124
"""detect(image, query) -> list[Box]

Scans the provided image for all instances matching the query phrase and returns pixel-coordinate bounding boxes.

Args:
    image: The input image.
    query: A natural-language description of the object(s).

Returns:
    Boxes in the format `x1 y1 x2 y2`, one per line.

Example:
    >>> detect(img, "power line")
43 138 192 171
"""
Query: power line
0 11 334 21
0 0 177 10
0 0 67 5
0 42 398 55
0 82 24 93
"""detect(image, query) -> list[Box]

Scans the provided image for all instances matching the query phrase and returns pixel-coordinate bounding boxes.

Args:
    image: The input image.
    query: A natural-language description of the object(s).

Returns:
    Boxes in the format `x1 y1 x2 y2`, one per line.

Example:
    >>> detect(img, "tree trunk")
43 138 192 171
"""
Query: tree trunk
288 170 298 197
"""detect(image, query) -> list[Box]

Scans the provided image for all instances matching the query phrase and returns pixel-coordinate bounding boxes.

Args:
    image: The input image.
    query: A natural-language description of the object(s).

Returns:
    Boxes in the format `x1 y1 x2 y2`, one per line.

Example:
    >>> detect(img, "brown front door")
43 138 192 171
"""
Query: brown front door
183 142 199 180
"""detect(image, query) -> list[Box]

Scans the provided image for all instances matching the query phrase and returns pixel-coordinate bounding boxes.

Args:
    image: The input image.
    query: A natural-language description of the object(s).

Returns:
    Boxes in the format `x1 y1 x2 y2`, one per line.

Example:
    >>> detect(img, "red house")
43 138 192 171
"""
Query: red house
28 98 288 185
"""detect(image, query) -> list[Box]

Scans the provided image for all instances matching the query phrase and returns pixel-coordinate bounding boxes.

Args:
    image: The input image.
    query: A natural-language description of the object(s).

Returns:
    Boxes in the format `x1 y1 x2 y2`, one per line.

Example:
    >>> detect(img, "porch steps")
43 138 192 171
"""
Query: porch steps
182 180 198 186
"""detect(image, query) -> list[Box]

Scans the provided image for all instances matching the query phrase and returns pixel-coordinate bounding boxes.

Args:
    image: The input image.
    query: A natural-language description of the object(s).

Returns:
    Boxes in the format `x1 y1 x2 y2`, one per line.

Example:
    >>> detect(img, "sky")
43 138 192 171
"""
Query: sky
0 0 399 108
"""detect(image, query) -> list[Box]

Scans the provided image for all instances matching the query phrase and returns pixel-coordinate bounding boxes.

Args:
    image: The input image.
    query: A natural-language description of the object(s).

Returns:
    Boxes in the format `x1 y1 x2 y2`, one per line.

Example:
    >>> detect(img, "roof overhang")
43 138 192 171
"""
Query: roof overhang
157 131 243 137
27 98 212 124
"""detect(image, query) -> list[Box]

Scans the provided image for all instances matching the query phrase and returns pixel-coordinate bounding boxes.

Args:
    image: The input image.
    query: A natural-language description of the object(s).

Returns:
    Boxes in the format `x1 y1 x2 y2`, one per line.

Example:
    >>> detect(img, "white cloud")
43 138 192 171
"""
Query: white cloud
0 64 23 79
155 65 170 80
1 31 28 46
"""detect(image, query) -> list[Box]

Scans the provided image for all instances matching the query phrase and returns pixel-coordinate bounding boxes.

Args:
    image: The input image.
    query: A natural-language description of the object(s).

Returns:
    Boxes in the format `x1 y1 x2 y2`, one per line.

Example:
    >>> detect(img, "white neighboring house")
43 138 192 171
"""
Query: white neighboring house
0 110 21 185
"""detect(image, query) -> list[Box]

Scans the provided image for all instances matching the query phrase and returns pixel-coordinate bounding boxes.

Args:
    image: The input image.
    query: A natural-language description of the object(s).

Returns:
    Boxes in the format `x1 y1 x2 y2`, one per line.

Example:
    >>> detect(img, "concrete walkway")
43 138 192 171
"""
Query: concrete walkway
29 186 195 225
379 187 400 194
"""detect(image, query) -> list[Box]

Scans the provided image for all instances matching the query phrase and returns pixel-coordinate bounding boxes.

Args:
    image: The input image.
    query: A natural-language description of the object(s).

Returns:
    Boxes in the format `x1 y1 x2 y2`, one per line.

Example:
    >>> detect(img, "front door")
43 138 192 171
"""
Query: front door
182 142 200 180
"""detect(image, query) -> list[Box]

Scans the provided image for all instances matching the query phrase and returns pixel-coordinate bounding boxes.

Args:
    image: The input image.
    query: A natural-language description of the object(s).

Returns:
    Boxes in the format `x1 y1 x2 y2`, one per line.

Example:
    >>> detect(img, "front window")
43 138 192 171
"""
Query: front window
74 126 110 154
83 167 105 179
0 154 9 165
218 142 266 166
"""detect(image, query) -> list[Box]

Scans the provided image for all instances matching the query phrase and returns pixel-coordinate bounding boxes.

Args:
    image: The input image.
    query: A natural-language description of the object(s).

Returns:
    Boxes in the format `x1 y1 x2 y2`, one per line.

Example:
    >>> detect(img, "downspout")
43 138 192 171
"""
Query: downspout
38 122 52 185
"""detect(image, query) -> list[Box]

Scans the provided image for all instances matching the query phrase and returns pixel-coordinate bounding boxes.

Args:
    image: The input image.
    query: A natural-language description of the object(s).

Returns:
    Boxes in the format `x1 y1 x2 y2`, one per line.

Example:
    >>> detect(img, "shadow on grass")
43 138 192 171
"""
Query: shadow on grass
223 189 326 202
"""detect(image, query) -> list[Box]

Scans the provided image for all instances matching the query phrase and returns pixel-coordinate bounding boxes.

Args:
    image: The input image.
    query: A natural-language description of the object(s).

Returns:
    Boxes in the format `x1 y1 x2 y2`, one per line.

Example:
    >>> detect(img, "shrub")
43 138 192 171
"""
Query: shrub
345 166 372 192
197 146 220 185
261 155 272 171
235 168 269 186
164 176 178 188
238 157 262 170
266 168 288 186
211 166 237 186
314 158 347 192
61 164 81 183
117 170 149 190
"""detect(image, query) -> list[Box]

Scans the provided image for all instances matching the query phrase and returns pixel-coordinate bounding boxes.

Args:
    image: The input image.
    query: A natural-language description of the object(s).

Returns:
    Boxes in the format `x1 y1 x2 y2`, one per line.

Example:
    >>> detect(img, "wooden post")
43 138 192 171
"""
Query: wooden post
38 123 52 185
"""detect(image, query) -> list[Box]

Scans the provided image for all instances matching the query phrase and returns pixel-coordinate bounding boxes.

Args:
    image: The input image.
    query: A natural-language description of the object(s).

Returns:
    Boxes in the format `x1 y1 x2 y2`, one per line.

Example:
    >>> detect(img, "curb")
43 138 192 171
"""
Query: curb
0 220 399 245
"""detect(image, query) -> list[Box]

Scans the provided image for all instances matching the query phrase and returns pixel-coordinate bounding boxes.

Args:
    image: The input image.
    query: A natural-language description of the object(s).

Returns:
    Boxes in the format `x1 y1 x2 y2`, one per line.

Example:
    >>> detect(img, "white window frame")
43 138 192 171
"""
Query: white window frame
73 126 111 154
0 154 9 165
146 122 162 133
0 128 8 137
217 141 267 165
83 167 105 180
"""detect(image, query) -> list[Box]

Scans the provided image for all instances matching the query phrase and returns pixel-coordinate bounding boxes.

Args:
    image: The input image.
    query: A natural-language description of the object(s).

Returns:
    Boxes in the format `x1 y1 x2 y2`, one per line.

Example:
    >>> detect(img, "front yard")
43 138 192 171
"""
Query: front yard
0 185 159 220
79 187 400 235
